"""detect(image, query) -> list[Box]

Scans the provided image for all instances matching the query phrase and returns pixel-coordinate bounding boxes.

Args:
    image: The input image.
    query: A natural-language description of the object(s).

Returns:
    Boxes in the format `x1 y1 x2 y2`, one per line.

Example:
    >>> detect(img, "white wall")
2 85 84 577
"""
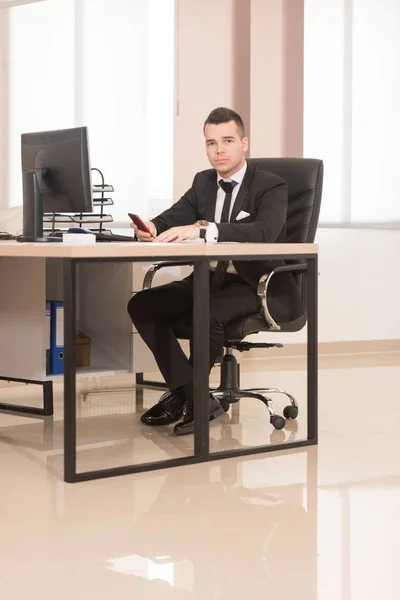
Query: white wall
174 0 303 198
252 228 400 344
316 229 400 341
250 0 303 157
173 0 236 198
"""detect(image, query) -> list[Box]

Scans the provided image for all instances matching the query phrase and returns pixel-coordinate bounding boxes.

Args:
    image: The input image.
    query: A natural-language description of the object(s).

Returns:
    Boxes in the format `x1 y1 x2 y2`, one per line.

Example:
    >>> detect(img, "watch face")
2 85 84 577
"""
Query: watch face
197 220 209 227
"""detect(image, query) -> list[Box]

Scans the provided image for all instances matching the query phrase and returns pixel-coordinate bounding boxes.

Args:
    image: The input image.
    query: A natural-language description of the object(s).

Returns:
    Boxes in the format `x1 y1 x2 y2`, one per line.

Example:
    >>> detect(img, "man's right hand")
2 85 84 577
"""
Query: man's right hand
130 220 156 242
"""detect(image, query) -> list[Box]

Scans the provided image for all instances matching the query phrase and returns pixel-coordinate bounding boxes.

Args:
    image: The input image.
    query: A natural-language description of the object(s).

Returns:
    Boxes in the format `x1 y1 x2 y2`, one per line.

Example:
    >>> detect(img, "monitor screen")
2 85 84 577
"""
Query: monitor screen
19 126 93 241
21 126 93 214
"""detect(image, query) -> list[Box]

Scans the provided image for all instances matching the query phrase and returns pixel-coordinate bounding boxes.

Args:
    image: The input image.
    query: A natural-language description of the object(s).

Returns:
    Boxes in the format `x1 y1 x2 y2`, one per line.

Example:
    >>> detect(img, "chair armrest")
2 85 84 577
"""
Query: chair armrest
143 261 194 290
257 263 308 331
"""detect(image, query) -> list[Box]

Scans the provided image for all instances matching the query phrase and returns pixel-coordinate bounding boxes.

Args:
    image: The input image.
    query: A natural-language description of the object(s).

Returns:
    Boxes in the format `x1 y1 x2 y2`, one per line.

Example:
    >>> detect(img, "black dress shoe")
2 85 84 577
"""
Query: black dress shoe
173 395 227 436
140 391 185 426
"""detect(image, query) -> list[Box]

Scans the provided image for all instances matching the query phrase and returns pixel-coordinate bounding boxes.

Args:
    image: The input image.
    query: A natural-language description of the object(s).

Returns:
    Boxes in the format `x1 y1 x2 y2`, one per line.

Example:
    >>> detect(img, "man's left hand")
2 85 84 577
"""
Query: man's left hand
155 224 200 243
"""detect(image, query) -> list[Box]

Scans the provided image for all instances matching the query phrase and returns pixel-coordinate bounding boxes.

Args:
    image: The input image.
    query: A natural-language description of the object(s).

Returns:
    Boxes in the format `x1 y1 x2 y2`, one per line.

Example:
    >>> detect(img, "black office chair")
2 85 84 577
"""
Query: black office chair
139 158 323 430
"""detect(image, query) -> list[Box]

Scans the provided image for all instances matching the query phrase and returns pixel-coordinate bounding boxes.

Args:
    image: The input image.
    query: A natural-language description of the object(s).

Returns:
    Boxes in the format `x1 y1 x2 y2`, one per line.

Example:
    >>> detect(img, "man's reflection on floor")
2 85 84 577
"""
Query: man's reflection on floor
128 440 317 599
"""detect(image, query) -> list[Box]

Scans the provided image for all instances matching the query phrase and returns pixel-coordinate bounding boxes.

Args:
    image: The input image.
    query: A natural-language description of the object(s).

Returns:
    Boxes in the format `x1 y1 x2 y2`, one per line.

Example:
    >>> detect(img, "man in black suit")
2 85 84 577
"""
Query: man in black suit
128 107 299 435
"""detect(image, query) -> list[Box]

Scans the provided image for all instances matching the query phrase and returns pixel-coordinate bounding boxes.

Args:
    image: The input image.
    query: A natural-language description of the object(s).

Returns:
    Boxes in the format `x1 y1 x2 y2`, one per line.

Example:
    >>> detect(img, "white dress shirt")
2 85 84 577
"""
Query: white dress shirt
206 161 247 272
205 160 247 243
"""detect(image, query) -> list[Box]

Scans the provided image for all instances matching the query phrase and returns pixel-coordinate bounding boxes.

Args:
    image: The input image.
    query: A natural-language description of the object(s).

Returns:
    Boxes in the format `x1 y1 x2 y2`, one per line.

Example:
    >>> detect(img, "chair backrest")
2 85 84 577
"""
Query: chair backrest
247 158 323 243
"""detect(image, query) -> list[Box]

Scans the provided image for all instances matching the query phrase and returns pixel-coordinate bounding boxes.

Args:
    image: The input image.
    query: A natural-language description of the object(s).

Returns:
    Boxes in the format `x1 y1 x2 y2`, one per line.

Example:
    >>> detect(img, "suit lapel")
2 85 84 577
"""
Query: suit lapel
230 163 257 222
204 172 219 222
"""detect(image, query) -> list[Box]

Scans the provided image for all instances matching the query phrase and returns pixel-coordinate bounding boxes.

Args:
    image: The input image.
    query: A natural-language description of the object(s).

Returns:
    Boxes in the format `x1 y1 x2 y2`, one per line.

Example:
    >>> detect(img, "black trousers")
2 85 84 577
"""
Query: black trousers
127 273 261 392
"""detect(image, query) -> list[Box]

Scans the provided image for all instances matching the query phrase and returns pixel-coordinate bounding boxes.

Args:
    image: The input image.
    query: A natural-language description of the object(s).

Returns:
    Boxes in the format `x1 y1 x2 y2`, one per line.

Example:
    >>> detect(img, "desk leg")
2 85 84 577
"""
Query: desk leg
63 259 77 483
193 259 210 458
0 378 53 416
307 255 318 442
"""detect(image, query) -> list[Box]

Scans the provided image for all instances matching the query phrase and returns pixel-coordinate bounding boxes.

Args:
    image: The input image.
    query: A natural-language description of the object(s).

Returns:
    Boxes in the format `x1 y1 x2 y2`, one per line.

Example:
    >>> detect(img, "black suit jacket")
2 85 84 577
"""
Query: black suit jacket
152 163 303 322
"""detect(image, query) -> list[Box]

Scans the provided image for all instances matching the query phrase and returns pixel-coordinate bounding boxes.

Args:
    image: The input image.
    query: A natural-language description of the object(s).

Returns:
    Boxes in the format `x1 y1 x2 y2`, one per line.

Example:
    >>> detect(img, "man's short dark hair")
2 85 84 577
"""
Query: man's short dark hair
204 107 245 138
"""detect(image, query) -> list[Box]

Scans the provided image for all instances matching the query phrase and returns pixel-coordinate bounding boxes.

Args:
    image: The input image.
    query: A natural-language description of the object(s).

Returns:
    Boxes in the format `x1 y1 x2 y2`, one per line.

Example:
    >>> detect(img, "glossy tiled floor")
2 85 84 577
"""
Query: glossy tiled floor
1 353 400 599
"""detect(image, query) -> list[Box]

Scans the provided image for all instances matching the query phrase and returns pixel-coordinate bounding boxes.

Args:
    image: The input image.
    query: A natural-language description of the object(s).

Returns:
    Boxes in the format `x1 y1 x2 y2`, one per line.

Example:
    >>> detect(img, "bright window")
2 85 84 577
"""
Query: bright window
304 0 400 224
2 0 175 221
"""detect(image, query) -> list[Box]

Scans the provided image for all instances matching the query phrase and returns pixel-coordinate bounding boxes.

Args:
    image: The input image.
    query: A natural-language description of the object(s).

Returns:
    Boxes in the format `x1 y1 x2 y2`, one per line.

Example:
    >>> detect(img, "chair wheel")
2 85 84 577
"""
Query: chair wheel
283 405 298 420
270 415 286 430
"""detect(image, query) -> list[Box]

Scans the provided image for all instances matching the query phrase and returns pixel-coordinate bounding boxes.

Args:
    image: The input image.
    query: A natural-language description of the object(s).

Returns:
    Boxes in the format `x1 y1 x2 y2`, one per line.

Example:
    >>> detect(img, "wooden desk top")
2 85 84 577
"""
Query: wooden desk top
0 240 318 259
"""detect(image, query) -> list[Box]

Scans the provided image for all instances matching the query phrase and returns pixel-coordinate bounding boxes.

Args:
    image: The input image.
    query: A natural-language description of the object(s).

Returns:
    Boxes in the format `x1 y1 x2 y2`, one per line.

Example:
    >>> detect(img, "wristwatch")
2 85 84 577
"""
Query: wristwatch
196 220 209 240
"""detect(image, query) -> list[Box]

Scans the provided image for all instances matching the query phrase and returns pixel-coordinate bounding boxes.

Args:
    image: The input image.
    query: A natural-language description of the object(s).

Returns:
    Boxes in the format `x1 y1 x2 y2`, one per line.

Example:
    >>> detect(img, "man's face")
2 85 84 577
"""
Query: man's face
204 120 248 178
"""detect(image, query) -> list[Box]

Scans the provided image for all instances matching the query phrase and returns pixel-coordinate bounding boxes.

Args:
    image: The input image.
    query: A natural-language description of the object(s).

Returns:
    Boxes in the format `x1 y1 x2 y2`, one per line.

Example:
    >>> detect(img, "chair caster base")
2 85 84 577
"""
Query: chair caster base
211 389 240 408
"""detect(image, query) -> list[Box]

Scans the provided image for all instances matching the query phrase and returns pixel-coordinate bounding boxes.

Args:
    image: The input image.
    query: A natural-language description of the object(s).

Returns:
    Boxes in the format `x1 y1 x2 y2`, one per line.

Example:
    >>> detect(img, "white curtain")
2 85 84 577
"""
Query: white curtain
4 0 174 220
304 0 400 224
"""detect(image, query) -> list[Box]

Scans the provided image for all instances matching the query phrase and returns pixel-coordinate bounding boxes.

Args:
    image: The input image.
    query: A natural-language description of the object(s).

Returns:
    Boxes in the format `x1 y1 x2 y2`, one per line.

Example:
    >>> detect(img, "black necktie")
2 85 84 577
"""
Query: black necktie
219 180 237 223
212 180 238 290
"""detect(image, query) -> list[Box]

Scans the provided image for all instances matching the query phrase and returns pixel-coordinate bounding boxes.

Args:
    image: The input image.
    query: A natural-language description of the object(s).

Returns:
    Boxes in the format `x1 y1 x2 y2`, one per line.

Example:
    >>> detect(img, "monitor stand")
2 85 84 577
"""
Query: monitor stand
17 169 61 243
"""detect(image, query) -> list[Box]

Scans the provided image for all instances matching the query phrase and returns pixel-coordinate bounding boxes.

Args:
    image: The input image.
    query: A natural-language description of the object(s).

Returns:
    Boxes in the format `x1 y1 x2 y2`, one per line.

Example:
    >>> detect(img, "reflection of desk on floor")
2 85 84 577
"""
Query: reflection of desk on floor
0 240 318 483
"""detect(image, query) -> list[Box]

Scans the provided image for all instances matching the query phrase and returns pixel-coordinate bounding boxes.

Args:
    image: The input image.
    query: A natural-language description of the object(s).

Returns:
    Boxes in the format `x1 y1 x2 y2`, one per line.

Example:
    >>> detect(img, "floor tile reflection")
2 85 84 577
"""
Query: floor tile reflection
1 353 400 599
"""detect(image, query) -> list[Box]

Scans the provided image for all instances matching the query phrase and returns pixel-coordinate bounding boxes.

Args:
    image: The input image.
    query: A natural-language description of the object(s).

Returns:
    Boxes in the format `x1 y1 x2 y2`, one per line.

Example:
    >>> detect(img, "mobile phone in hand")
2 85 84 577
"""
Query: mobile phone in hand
128 213 155 238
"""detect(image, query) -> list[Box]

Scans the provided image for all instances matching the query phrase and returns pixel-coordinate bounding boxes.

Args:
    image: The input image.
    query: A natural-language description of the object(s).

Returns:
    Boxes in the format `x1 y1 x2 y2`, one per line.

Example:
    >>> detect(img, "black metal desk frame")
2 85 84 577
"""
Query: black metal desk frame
61 250 317 483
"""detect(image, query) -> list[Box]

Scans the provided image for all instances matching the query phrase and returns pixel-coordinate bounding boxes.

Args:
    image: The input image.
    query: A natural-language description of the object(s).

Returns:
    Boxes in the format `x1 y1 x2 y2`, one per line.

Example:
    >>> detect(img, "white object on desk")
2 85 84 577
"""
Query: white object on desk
62 233 95 244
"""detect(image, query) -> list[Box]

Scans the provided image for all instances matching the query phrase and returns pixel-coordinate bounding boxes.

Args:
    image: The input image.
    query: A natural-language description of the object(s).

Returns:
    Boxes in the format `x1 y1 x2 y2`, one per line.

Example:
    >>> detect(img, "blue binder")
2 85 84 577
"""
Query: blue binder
45 302 51 375
50 301 64 375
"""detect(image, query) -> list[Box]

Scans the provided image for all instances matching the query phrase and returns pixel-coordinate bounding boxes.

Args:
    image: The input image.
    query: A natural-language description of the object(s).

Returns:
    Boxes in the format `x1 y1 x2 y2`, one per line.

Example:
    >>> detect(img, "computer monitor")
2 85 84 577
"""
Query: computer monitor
19 126 93 242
